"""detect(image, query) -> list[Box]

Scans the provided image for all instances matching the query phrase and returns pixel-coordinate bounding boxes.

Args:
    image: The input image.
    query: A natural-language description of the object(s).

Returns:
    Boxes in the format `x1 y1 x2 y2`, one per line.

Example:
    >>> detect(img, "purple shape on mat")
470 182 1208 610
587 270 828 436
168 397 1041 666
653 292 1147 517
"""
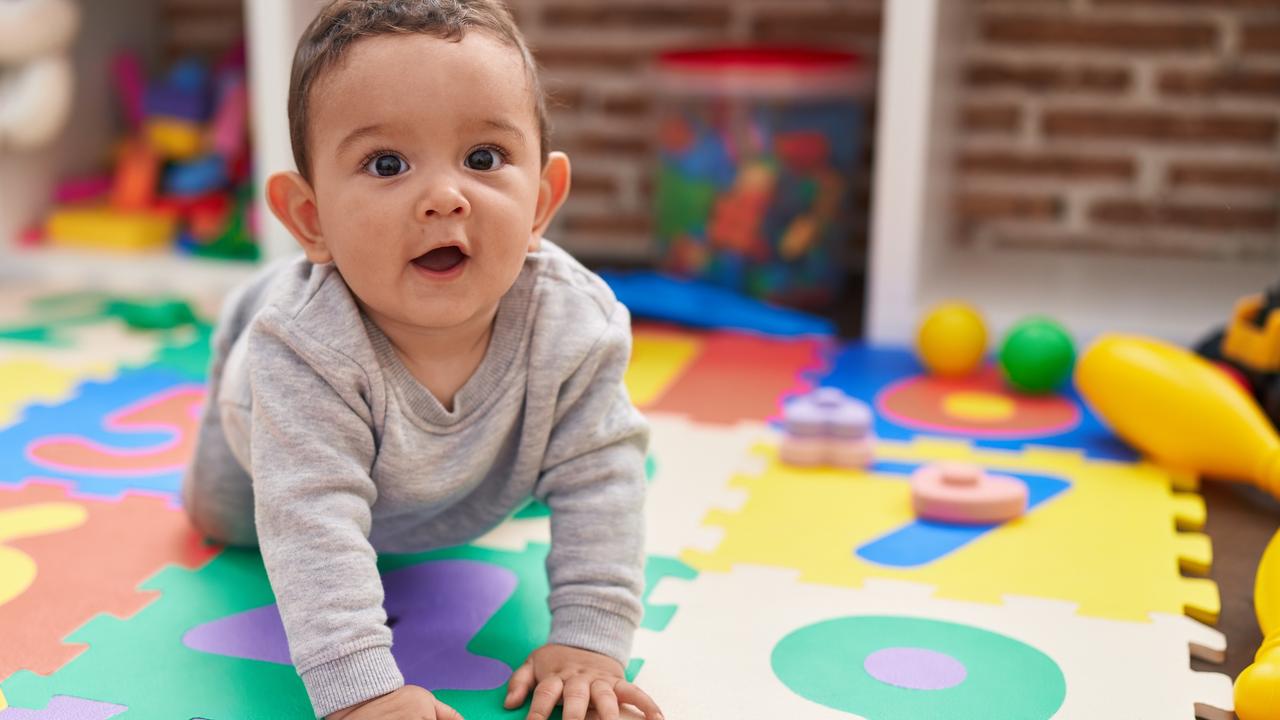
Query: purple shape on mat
0 695 127 719
863 647 967 690
182 559 518 691
182 602 291 664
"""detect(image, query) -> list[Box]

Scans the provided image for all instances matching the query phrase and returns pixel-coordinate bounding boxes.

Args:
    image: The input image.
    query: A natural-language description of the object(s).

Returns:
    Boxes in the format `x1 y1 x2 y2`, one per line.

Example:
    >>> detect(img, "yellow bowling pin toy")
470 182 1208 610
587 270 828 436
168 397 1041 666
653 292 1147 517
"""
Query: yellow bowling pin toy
1075 334 1280 500
1236 528 1280 720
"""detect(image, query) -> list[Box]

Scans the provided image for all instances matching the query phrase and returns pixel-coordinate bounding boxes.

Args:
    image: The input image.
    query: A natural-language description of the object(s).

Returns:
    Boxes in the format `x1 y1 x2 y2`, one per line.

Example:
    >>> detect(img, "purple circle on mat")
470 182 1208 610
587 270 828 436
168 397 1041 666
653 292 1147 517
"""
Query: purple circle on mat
863 647 967 690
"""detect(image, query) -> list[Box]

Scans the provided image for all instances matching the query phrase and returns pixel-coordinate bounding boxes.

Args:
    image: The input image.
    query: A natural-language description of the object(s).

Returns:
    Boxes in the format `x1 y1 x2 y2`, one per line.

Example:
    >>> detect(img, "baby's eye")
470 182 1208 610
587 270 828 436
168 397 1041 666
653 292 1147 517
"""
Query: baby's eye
364 153 408 177
465 147 506 171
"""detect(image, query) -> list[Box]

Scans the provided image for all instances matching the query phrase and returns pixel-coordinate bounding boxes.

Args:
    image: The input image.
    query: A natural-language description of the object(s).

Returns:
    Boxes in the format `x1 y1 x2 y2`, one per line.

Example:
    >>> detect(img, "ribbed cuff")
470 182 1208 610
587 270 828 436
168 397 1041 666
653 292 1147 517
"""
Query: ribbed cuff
300 645 404 718
547 604 637 668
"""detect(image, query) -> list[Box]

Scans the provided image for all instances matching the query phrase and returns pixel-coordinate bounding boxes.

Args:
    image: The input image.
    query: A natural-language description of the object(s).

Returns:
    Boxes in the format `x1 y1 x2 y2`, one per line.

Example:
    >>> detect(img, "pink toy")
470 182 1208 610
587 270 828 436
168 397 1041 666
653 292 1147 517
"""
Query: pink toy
110 51 145 132
910 462 1028 525
18 225 43 247
53 174 112 204
208 76 247 161
780 387 875 468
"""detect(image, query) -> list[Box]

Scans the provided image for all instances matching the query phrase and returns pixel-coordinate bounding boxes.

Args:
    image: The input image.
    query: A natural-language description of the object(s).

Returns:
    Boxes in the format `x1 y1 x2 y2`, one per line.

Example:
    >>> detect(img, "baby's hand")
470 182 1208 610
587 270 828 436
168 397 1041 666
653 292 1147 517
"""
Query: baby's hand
326 685 463 720
503 644 663 720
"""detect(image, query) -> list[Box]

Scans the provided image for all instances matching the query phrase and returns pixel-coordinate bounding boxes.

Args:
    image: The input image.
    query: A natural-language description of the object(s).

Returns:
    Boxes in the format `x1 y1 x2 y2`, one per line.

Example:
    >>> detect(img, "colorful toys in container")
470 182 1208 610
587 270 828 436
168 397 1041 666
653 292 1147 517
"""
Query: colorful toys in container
653 48 868 308
40 44 257 260
780 387 875 468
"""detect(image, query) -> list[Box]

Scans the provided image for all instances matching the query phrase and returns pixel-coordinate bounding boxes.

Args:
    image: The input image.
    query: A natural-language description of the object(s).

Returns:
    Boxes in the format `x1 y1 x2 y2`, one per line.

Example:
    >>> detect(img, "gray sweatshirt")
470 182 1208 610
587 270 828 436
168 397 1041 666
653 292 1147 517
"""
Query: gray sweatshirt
183 242 648 717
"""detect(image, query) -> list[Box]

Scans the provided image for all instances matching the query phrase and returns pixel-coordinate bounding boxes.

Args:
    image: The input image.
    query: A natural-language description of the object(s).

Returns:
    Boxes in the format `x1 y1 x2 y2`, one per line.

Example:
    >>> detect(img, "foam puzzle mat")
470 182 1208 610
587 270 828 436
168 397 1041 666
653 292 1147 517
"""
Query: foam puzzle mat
0 292 1234 719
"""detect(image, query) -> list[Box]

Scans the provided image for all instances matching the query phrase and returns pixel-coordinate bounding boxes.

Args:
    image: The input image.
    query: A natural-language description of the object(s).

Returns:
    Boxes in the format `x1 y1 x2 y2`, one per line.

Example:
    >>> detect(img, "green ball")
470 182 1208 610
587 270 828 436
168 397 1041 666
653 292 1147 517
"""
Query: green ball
999 317 1075 394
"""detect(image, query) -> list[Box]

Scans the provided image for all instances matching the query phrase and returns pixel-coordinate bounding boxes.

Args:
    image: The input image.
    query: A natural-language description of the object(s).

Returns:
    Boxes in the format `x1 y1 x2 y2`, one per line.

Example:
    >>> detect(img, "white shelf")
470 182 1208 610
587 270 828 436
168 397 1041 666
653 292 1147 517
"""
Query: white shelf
919 247 1267 346
2 246 261 297
864 0 1276 346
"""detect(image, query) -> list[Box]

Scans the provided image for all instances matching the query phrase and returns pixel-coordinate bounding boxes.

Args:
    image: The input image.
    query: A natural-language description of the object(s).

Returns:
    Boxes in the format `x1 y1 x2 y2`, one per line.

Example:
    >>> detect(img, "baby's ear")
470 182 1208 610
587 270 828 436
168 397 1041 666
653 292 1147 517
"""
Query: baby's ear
529 151 571 251
266 171 331 263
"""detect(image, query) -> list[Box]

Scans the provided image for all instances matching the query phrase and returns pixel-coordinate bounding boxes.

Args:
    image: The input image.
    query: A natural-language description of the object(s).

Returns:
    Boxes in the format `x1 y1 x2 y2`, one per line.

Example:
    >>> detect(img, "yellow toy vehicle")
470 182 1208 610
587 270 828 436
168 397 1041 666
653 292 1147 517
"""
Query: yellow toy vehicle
1197 284 1280 428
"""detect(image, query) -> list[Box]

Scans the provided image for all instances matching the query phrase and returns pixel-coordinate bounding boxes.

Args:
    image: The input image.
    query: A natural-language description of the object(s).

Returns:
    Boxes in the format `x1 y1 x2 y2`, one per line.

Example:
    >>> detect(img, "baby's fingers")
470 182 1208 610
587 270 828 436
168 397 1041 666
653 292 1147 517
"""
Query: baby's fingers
614 681 663 720
504 660 535 709
591 679 621 720
432 698 464 720
561 677 592 720
527 676 564 720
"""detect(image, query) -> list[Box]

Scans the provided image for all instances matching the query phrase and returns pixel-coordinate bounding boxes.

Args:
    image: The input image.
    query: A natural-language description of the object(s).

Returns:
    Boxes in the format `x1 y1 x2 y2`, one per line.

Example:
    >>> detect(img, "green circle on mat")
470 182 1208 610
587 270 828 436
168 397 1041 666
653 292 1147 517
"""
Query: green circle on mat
771 616 1065 720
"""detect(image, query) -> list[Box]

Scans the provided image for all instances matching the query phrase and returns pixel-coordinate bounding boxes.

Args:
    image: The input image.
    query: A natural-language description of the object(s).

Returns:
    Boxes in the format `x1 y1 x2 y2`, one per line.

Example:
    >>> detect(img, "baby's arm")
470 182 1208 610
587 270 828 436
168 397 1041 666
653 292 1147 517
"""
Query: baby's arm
536 305 647 664
246 315 404 718
510 306 660 720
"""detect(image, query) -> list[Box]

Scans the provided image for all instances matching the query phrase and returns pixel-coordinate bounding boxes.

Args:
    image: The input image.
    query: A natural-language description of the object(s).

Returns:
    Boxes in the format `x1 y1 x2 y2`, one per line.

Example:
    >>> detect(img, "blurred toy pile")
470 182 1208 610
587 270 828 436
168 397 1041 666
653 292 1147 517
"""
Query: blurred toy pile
26 43 256 260
654 49 865 309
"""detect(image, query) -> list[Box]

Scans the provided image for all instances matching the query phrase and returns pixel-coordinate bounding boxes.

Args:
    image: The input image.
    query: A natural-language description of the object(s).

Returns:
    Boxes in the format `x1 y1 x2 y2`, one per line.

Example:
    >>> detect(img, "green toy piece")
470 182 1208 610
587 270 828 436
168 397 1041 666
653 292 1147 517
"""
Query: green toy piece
656 167 718 240
189 184 261 261
998 317 1076 394
106 299 197 331
0 292 206 345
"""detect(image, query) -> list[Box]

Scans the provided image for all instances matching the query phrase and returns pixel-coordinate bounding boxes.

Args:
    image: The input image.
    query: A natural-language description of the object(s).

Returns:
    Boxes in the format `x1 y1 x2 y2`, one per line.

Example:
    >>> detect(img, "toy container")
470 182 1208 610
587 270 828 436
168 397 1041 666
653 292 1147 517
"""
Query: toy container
653 47 868 308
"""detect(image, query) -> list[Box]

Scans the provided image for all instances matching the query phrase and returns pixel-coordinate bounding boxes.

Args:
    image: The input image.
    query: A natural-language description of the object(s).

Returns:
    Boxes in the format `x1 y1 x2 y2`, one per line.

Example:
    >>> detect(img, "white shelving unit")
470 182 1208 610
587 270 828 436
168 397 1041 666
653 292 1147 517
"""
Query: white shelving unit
865 0 1275 347
0 0 320 296
3 0 1269 344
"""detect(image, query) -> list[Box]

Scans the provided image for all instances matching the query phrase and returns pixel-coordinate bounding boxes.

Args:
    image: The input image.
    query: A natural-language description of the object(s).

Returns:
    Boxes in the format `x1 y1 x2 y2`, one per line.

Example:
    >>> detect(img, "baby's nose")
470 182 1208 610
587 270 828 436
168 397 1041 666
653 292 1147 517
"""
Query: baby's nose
418 184 470 219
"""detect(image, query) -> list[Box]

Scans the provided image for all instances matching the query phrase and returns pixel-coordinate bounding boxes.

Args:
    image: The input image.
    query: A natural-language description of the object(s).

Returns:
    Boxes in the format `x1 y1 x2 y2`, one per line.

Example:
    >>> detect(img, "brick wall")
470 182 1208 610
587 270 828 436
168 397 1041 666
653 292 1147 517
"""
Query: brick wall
161 0 243 62
957 0 1280 261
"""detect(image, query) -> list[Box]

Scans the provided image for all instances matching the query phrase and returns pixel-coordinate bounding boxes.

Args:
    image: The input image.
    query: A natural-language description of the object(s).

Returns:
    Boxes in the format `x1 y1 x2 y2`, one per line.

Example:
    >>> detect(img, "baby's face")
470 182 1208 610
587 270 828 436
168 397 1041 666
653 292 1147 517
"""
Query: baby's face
305 32 547 333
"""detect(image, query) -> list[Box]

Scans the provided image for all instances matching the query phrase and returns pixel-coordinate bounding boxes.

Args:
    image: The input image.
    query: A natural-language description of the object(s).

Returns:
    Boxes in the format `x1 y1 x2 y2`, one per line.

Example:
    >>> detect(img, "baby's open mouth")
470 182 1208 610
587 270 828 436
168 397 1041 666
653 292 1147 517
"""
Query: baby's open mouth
412 245 467 273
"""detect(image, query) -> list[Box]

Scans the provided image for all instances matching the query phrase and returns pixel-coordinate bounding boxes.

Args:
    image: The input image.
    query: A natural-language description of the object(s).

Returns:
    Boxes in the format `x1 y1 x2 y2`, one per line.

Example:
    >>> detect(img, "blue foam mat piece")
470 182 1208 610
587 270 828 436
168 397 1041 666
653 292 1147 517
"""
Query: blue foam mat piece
857 461 1072 567
598 270 835 337
0 365 197 498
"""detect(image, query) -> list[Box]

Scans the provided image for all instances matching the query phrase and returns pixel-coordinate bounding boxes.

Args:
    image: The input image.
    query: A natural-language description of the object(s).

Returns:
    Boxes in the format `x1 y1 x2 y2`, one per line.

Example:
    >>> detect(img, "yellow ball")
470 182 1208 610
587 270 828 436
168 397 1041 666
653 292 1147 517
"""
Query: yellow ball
916 302 988 377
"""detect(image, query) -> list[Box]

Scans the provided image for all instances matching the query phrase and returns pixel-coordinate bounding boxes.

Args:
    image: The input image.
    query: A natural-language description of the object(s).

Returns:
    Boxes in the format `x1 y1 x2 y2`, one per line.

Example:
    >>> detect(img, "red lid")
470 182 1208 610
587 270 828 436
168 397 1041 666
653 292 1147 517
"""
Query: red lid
658 47 860 73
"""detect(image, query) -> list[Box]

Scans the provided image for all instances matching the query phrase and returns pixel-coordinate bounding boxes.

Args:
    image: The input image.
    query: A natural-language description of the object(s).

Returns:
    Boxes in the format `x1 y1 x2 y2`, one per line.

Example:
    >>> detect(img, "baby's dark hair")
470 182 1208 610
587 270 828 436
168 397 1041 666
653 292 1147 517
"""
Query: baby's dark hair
288 0 549 181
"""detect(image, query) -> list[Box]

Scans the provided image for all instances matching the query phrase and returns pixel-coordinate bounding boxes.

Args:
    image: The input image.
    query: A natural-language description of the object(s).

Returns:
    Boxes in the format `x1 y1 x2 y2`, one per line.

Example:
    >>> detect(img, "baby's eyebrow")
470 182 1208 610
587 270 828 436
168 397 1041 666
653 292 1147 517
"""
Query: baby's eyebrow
335 123 386 157
474 118 526 144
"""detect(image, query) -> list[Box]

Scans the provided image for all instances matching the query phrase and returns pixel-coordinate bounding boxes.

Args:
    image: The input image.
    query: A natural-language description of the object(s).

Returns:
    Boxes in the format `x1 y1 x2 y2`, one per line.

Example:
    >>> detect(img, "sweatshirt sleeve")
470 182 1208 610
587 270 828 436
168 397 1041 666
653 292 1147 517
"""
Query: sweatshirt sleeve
534 305 649 667
246 312 402 717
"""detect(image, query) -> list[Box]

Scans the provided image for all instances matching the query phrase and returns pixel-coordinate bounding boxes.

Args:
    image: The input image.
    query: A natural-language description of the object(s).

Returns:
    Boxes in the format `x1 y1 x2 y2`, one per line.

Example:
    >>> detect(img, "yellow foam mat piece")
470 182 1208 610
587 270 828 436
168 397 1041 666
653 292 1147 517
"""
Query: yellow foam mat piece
0 359 104 429
625 332 701 407
0 324 164 429
684 438 1221 624
1176 532 1213 576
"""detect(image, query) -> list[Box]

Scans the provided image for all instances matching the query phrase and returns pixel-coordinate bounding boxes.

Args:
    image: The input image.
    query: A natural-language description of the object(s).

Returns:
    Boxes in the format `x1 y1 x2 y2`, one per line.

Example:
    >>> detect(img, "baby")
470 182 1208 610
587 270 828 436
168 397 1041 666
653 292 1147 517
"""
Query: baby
181 2 661 719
